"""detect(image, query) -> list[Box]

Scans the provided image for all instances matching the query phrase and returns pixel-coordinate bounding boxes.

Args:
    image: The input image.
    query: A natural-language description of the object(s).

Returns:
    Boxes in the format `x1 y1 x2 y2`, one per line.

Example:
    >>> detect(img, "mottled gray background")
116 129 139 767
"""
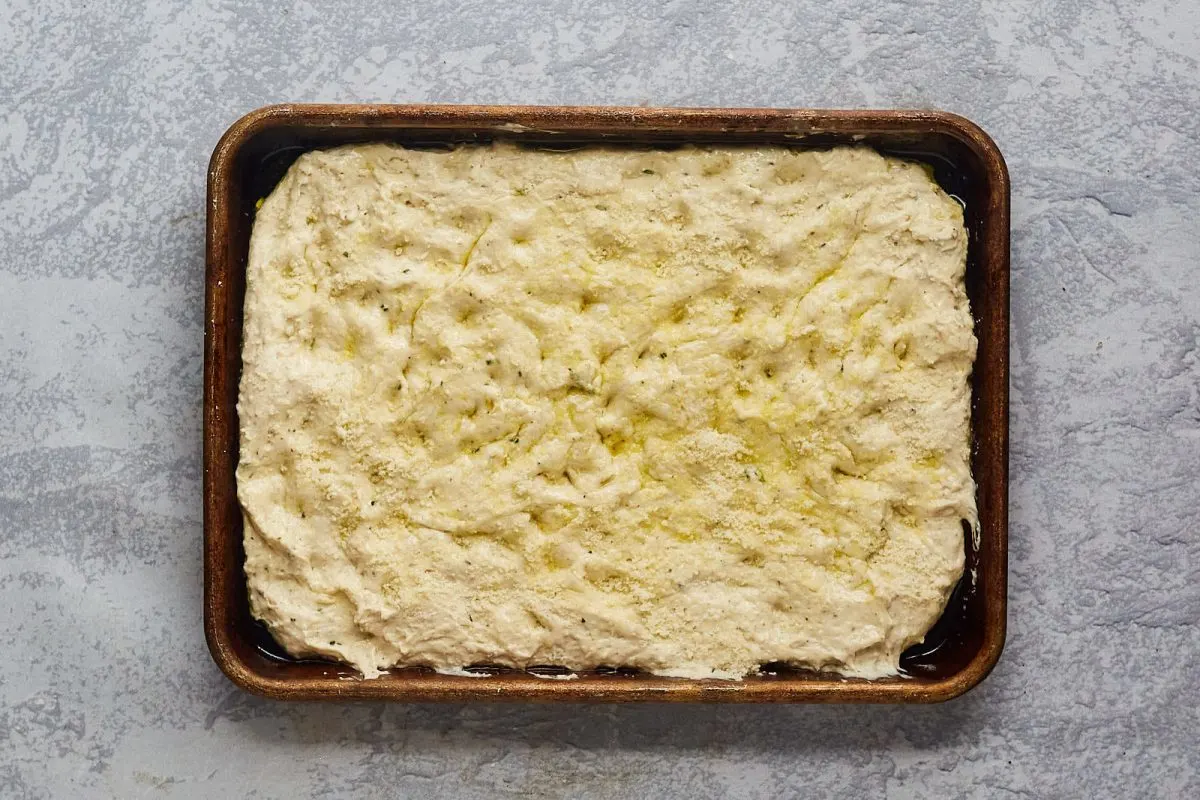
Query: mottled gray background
2 0 1198 797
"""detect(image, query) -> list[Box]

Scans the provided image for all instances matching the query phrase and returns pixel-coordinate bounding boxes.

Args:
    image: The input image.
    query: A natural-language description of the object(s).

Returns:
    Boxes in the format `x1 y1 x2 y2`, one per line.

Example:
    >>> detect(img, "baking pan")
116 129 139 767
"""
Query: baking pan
204 104 1008 702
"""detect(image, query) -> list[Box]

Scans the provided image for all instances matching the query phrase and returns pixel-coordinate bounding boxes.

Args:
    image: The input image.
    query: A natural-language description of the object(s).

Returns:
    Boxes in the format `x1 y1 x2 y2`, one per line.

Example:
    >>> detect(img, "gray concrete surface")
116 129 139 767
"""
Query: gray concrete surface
2 0 1198 797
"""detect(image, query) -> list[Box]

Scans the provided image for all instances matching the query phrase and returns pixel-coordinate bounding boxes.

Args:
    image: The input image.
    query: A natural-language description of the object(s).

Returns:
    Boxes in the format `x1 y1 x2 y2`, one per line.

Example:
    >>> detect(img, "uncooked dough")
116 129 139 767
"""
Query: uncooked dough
237 142 976 679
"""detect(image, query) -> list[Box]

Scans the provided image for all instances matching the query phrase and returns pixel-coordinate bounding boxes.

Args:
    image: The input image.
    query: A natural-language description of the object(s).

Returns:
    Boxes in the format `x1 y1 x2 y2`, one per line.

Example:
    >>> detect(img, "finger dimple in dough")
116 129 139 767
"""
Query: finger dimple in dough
237 142 976 680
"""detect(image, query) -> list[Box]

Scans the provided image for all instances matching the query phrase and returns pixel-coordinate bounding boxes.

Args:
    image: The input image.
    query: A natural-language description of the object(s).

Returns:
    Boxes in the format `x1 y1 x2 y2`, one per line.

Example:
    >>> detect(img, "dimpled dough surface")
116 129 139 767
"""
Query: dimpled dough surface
236 142 977 679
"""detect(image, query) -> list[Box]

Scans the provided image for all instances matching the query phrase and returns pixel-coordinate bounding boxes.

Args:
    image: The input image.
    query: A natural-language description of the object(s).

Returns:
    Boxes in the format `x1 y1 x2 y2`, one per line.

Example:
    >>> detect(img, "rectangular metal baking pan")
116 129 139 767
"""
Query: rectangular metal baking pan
204 104 1009 702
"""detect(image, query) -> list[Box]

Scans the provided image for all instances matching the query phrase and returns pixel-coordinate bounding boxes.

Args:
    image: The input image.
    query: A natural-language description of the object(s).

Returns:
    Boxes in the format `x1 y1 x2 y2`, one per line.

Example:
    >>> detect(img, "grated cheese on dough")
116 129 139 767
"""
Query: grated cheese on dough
237 143 976 679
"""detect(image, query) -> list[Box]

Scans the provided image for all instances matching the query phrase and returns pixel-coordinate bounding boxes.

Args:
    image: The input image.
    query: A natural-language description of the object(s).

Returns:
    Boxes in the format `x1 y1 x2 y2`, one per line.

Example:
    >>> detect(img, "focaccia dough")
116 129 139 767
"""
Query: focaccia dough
237 142 976 679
